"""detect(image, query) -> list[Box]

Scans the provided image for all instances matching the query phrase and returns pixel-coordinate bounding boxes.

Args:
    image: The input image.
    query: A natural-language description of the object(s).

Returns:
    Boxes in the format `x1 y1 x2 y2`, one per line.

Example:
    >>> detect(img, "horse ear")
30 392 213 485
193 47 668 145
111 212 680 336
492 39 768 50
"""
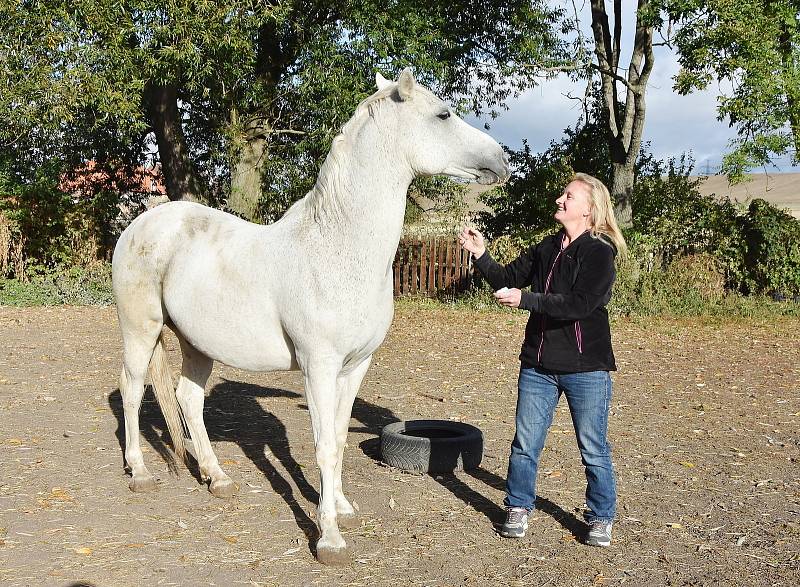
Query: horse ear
397 68 415 101
375 72 391 91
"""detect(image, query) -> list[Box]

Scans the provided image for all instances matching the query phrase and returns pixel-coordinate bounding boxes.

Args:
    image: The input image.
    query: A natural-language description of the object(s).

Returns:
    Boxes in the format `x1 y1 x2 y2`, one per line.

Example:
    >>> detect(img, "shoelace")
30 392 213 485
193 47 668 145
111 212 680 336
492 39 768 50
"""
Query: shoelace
506 508 527 524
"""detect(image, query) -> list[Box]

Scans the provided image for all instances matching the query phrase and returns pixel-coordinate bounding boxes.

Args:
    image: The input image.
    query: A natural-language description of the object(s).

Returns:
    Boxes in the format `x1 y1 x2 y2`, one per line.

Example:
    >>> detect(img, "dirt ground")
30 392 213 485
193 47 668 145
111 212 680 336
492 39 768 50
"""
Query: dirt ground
0 304 798 587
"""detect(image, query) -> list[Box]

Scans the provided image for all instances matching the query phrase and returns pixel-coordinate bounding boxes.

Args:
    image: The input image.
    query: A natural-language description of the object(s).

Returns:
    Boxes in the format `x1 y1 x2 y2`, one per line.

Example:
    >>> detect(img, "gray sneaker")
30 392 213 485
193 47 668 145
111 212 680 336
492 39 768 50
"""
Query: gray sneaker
585 520 613 547
500 507 529 538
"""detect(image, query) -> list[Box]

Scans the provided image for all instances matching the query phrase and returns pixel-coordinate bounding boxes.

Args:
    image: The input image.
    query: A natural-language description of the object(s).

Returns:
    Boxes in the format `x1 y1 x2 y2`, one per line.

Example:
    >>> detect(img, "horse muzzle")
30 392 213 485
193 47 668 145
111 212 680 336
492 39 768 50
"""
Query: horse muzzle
476 159 511 185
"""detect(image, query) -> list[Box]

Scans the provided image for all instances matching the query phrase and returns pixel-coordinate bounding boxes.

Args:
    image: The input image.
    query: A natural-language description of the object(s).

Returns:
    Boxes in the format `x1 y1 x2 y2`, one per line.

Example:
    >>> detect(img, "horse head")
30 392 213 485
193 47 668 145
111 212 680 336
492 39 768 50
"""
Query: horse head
375 68 510 186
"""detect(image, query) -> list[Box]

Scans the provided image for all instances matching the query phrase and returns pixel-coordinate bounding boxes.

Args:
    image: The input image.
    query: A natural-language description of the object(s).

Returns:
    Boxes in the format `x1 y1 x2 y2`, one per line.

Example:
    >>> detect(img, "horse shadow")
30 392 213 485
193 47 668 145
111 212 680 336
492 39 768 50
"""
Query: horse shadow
108 380 584 549
108 380 319 552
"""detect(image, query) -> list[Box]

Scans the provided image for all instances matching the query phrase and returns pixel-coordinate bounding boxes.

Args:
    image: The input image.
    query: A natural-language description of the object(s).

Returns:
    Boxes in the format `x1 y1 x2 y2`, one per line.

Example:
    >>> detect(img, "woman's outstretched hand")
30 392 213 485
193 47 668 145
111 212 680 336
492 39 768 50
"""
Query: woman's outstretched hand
494 287 522 308
458 227 486 259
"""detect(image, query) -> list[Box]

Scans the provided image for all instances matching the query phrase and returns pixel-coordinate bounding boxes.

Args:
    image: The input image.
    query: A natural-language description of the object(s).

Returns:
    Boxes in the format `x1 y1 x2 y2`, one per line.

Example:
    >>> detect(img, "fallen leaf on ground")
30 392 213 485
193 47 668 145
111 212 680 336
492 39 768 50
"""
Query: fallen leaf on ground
50 488 73 501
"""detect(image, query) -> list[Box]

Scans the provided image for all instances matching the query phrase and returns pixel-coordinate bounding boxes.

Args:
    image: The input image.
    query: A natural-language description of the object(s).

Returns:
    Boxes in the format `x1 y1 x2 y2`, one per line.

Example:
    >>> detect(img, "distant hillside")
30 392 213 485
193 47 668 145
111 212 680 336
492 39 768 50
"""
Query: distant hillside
695 173 800 219
412 174 800 229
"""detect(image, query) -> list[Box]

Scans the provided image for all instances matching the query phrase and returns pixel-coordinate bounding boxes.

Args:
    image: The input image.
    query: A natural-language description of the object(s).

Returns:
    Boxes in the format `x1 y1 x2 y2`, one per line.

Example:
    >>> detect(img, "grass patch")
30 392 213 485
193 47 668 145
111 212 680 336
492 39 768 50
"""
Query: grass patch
3 259 798 322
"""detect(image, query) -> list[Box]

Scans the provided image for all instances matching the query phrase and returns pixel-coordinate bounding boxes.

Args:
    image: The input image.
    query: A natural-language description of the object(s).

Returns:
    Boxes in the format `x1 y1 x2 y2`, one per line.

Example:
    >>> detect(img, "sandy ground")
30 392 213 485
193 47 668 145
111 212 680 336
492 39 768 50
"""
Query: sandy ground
0 304 798 586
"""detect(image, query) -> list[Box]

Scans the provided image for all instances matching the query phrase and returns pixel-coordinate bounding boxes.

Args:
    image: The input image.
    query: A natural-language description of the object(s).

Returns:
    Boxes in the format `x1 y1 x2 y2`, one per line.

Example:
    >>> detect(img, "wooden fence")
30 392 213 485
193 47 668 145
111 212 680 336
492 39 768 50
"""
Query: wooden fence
393 238 473 297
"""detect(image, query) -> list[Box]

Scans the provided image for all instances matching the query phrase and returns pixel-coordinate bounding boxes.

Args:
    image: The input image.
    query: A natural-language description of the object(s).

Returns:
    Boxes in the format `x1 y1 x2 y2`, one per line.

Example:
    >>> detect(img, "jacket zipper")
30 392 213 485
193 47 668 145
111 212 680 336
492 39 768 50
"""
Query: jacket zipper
575 320 583 354
537 247 564 362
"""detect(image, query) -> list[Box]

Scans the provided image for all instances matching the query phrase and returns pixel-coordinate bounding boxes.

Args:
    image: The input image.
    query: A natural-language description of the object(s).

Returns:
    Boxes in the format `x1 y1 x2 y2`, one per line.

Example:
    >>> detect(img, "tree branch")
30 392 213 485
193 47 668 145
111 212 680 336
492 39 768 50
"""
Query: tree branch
590 0 621 137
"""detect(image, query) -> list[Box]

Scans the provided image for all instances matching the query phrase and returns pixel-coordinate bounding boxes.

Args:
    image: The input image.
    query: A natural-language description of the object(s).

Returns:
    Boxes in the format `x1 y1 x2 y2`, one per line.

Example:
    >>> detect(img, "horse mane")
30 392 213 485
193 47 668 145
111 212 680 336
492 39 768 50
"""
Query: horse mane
301 86 397 225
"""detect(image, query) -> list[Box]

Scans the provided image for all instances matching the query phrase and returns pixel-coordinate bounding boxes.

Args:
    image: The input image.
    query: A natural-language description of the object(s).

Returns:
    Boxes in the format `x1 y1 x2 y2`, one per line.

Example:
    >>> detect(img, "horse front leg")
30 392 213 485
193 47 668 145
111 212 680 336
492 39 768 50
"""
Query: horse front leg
333 356 372 528
304 362 349 565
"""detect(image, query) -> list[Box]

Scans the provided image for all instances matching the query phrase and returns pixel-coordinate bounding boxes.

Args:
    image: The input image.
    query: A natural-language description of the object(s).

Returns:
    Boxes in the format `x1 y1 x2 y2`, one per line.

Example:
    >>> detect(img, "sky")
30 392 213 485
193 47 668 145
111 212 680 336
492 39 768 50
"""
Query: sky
467 3 799 175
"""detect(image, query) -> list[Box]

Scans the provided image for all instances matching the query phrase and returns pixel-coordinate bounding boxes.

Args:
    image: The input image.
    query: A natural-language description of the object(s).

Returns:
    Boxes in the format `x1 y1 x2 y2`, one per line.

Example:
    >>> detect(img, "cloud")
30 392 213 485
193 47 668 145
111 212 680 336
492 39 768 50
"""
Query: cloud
465 2 742 169
467 2 800 174
469 48 737 168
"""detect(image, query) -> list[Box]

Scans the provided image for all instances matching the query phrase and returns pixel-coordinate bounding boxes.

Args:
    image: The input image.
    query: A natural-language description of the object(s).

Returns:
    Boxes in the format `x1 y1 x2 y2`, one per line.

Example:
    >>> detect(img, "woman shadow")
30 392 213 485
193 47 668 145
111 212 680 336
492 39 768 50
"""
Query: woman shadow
109 381 584 550
350 396 585 539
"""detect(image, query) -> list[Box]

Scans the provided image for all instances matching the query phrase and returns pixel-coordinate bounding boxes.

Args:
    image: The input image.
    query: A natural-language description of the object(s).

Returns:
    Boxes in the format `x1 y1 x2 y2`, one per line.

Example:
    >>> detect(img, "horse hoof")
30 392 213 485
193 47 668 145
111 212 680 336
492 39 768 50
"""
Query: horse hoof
209 478 239 498
337 512 360 529
316 544 351 566
129 476 157 492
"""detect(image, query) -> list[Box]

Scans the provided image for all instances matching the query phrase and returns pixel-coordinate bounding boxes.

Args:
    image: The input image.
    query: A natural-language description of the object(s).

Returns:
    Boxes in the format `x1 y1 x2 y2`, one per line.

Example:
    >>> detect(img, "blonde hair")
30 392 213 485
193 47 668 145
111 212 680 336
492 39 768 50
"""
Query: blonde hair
571 172 627 257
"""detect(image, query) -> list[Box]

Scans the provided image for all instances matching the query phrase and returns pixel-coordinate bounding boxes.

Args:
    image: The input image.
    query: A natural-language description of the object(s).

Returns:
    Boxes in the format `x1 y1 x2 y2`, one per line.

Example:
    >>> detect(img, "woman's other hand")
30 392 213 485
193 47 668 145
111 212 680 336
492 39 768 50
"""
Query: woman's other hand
458 227 486 258
494 287 522 308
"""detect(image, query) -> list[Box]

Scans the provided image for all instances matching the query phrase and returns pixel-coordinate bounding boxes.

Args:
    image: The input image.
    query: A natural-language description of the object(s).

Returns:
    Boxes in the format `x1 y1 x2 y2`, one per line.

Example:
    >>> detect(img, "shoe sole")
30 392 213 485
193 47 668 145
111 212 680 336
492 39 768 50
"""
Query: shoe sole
499 524 528 539
500 532 526 538
586 539 610 547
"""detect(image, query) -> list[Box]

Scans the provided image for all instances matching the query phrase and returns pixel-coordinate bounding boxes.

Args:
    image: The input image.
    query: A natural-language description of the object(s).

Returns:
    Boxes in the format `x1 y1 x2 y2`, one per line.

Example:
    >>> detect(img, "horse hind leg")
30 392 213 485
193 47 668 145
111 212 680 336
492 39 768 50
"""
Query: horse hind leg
119 324 162 492
174 335 238 498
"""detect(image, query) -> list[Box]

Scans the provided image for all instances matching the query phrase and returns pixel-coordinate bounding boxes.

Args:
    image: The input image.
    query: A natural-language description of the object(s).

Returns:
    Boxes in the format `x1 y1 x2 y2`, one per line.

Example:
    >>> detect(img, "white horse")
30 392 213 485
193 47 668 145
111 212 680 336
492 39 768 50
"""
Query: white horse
112 68 509 564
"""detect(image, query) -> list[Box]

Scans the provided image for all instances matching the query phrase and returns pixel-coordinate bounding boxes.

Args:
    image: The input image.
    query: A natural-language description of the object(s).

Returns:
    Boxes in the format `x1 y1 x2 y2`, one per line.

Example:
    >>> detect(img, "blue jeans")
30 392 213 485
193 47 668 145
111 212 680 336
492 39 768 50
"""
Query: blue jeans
504 366 616 523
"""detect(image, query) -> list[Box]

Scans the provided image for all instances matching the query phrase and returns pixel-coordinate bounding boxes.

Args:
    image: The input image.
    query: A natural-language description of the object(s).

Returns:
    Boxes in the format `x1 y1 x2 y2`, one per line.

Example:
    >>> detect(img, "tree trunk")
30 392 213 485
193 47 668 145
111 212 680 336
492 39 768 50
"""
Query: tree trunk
146 83 208 204
611 162 634 226
228 116 268 221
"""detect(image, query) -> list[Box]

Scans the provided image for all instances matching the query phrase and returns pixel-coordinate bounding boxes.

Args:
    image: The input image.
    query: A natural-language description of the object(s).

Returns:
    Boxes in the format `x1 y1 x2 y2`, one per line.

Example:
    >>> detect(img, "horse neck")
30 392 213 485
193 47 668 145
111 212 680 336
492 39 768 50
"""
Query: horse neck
307 126 413 259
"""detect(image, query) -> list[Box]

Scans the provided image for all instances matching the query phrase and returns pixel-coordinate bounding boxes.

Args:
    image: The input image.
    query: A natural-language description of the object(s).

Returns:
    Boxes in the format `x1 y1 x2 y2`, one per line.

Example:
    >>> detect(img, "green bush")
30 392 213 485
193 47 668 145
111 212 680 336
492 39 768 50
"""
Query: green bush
0 263 113 306
0 160 76 273
611 250 728 317
631 159 800 298
630 158 750 293
739 198 800 297
470 156 800 317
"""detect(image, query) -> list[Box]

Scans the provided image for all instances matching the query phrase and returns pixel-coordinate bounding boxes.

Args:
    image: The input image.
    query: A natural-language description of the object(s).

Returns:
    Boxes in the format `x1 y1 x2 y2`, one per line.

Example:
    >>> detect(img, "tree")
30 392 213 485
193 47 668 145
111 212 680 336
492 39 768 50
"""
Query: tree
1 1 572 221
478 89 660 239
526 1 658 225
587 0 656 227
667 0 800 181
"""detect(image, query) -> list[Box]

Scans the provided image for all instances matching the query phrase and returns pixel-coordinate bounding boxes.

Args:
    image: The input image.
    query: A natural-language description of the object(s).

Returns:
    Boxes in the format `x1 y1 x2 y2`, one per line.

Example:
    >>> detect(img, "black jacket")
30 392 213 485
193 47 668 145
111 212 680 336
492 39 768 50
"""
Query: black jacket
473 230 617 372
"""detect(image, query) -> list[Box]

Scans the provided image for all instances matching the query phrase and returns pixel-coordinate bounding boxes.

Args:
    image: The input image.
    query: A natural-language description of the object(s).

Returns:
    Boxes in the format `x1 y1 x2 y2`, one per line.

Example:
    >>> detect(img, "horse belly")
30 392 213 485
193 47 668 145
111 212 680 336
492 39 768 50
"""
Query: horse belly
165 298 297 372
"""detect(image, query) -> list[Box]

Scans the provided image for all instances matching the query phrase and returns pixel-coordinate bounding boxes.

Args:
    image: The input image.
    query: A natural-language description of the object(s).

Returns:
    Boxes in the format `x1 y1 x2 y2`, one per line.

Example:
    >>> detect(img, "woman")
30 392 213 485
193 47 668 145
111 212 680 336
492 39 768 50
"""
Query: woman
458 173 626 547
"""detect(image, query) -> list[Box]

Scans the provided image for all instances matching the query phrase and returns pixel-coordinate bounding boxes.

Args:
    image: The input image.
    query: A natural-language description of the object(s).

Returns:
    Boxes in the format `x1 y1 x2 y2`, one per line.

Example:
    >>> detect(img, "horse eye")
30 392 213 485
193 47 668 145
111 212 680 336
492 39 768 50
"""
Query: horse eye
437 111 451 120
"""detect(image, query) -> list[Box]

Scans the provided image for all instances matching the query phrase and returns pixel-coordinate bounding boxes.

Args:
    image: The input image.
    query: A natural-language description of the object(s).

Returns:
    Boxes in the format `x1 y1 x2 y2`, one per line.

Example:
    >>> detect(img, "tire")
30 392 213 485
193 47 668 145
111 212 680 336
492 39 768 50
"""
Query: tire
379 420 484 473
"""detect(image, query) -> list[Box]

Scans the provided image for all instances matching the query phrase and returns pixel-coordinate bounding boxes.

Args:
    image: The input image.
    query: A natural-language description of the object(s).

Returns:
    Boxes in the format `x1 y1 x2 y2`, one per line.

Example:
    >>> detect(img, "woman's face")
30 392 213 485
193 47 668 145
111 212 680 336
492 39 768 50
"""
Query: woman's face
554 180 593 226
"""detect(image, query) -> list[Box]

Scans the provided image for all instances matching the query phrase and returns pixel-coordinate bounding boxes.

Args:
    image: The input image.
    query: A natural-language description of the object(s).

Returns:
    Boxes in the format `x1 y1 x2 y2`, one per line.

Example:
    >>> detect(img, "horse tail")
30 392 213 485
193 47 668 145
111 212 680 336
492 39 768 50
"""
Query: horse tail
148 334 187 464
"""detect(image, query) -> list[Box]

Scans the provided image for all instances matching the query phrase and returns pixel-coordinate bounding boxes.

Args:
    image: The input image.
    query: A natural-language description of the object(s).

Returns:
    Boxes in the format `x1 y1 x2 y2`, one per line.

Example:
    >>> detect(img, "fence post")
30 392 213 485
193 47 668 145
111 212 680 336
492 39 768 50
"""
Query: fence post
410 239 418 295
393 237 474 298
418 239 424 294
393 247 401 296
